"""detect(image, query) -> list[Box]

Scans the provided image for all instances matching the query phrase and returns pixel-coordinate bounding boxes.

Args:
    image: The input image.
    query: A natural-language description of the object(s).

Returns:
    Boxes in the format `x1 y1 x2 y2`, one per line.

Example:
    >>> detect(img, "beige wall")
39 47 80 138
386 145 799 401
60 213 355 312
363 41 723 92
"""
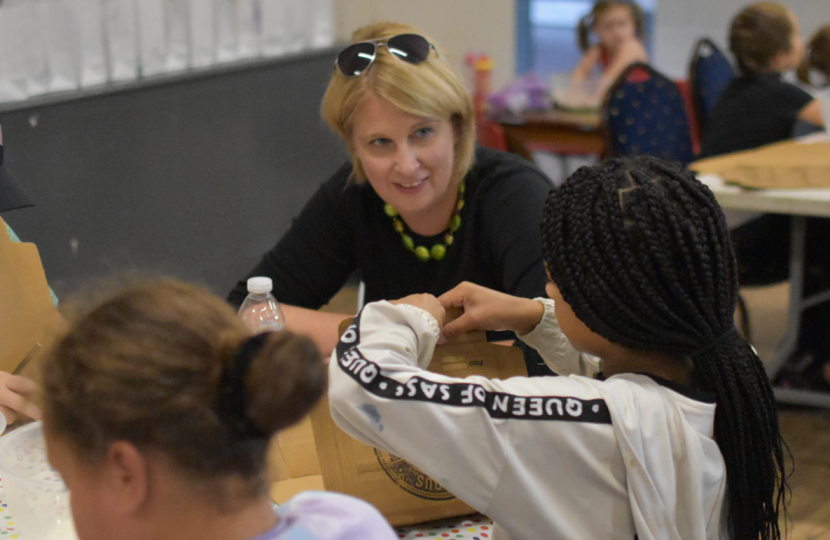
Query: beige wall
332 0 516 91
334 0 830 90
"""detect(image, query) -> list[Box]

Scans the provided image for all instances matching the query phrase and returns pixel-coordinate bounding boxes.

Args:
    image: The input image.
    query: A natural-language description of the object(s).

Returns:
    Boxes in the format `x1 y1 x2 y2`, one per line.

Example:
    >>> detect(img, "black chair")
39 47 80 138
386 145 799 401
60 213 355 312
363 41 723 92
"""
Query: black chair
602 62 695 166
688 38 735 135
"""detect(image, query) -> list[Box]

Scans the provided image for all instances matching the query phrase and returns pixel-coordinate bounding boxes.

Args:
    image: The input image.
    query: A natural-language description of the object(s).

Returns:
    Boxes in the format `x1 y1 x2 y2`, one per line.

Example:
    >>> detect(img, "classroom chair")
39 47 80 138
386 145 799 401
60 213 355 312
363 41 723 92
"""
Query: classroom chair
688 38 735 139
602 62 696 166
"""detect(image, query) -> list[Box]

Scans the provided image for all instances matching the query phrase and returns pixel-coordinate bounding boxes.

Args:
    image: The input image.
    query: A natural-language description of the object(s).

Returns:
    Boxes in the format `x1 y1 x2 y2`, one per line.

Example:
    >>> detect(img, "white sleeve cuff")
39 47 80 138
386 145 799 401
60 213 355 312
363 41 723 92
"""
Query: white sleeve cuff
393 303 441 342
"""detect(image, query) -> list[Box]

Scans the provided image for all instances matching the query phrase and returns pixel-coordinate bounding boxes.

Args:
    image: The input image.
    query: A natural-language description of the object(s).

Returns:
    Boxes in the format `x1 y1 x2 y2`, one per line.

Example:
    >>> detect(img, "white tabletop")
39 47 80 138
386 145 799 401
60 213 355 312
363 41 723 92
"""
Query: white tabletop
700 175 830 218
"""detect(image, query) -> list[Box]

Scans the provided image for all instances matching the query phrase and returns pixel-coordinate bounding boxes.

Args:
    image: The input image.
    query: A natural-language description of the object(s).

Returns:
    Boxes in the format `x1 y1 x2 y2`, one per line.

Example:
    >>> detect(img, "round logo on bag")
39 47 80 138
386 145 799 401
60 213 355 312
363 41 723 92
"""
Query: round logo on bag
374 449 456 501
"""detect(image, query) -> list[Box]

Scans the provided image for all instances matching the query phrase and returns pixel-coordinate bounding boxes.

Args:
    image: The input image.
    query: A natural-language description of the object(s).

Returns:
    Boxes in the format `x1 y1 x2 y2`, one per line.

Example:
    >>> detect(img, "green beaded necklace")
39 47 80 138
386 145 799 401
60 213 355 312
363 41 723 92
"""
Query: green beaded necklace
383 180 465 262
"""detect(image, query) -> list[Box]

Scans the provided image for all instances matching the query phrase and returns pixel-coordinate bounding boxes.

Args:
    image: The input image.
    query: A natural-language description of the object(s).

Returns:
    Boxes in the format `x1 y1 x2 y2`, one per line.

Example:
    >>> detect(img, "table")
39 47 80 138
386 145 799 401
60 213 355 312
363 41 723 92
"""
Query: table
396 514 495 539
498 109 603 178
0 478 22 539
695 137 830 407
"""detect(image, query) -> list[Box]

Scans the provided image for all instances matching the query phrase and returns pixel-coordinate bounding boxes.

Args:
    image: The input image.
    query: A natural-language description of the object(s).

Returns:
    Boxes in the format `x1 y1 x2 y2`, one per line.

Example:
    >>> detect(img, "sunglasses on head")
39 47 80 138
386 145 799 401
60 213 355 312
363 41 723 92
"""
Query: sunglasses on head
334 33 436 78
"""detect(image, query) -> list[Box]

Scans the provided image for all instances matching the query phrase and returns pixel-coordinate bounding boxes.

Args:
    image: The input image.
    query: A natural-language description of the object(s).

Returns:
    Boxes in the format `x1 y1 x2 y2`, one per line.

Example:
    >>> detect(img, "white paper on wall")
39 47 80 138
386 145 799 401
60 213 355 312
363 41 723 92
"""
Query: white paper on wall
136 0 166 76
237 0 260 59
307 0 332 49
0 7 28 101
259 0 285 57
74 0 108 87
214 0 238 62
164 0 190 71
190 0 215 68
41 0 82 92
103 0 138 81
285 0 305 53
0 0 50 100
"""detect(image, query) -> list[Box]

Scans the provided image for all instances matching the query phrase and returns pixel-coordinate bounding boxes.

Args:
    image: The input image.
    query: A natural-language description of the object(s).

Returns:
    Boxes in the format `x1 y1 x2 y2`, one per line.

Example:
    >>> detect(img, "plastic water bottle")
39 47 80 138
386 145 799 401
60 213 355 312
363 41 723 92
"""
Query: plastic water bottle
239 276 286 332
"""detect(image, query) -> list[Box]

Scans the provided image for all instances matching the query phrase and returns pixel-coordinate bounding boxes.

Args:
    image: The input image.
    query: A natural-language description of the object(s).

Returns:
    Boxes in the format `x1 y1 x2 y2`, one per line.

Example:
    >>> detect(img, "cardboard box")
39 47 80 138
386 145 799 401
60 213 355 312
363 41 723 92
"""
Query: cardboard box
270 315 527 526
690 137 830 189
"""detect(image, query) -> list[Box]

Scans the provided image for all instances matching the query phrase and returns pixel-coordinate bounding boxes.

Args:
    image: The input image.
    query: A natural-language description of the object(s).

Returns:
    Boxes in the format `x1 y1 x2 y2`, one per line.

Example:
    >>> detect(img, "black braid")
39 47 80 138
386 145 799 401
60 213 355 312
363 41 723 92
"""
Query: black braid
541 157 788 540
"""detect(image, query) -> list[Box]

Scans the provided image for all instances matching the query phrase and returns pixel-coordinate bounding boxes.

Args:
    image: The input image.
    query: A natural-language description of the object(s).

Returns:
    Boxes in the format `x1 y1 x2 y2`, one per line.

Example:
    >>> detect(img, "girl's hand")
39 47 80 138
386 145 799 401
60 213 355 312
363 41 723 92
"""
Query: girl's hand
391 294 445 328
438 282 544 343
0 372 42 425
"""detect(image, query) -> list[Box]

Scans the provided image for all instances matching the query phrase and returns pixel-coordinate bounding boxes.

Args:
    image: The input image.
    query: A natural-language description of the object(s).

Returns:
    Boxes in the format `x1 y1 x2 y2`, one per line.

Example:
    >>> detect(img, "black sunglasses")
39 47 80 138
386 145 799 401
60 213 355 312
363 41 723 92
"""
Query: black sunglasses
334 34 436 78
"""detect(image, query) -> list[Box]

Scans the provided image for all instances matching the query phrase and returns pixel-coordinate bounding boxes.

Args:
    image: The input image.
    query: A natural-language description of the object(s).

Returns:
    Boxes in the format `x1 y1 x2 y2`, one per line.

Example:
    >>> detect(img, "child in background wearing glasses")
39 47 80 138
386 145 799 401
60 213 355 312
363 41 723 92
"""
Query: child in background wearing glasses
560 0 649 109
328 157 788 540
229 21 564 377
41 278 396 540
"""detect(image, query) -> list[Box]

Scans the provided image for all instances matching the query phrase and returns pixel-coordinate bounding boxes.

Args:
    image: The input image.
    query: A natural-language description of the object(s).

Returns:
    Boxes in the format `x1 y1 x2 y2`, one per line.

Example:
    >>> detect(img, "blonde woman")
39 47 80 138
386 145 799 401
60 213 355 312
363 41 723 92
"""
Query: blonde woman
229 22 556 375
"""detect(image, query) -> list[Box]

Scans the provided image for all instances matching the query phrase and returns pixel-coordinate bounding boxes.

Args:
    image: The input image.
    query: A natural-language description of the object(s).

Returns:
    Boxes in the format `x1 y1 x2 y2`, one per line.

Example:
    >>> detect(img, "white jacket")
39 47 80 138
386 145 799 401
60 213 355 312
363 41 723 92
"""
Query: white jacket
328 300 727 540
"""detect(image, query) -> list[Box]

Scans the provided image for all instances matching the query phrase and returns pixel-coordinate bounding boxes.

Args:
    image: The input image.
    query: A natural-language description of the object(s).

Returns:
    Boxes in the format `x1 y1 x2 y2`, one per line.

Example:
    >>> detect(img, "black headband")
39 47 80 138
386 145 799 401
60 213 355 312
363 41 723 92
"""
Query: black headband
216 332 271 440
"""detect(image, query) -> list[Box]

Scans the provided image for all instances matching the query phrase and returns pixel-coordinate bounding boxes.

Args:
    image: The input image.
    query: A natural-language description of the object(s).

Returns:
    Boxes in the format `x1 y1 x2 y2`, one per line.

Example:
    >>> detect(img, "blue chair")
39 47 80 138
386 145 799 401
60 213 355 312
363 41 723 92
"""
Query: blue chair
602 62 696 166
689 38 735 134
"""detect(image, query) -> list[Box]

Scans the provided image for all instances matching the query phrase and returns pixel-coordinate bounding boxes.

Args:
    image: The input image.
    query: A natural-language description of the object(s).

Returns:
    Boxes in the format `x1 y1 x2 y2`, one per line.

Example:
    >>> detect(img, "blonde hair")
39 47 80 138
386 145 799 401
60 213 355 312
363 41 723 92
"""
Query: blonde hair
41 277 325 504
321 21 475 185
730 2 794 74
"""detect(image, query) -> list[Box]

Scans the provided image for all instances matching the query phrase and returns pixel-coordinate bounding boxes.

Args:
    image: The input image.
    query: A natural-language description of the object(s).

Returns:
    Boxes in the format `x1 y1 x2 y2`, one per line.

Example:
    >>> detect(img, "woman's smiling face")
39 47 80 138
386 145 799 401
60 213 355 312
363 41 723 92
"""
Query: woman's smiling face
351 93 458 230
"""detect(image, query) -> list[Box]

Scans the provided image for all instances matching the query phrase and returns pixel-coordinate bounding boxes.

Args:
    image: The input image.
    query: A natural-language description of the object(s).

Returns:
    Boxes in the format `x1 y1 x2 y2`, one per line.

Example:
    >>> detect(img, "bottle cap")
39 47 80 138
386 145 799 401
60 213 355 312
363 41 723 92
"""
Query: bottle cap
246 276 273 294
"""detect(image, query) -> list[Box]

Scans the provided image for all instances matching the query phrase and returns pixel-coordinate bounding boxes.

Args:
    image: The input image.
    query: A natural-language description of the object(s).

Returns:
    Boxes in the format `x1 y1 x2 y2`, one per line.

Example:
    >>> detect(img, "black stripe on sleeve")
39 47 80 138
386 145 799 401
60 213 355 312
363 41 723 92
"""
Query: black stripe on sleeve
335 313 611 425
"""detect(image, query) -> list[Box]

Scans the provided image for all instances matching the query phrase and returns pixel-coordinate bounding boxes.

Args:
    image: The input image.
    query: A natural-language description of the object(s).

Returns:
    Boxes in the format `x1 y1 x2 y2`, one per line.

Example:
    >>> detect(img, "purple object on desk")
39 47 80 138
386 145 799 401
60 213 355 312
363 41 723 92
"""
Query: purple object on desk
490 73 550 115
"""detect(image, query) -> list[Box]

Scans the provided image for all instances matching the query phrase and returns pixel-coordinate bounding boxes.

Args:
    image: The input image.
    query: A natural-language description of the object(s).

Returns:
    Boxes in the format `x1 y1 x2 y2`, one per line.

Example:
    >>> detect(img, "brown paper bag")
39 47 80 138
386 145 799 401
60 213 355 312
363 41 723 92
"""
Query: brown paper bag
0 217 59 375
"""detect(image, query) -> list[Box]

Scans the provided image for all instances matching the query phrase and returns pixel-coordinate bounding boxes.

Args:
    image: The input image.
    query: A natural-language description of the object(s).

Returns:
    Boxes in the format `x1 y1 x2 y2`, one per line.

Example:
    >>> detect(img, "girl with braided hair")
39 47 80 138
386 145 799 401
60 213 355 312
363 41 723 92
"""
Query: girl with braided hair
41 278 396 540
328 156 787 540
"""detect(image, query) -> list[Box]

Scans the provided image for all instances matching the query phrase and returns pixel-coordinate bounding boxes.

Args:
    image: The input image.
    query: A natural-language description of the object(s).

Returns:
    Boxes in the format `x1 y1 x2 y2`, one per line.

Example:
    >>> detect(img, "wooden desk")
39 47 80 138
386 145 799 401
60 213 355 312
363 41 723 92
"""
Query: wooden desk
498 109 603 162
694 135 830 407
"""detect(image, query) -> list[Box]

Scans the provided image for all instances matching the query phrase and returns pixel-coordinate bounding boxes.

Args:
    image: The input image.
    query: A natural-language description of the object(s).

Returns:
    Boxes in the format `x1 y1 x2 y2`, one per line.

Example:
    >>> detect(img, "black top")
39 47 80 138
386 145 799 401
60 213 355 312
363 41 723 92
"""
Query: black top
699 72 813 158
229 147 554 374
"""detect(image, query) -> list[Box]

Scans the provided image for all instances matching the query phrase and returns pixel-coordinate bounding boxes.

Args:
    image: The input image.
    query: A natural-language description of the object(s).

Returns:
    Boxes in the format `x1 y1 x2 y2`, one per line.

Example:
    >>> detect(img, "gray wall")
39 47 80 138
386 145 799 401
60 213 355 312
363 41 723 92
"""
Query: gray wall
1 48 348 299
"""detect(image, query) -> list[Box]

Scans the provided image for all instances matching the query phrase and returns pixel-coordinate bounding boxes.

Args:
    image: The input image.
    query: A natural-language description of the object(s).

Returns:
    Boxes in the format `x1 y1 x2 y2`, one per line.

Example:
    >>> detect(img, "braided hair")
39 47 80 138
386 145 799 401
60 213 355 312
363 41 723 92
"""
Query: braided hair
541 157 787 540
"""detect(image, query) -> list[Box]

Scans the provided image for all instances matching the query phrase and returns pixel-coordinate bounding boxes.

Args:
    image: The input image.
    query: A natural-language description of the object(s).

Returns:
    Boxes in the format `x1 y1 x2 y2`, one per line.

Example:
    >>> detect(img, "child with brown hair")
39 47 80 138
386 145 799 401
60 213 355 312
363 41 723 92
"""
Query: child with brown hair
41 278 397 540
700 2 823 156
797 24 830 90
701 3 830 393
562 0 649 108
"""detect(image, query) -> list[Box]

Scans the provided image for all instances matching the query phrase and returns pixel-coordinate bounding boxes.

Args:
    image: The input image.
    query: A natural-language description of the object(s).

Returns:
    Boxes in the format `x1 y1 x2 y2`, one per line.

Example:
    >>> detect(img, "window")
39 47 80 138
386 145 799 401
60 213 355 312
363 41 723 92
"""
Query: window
517 0 655 81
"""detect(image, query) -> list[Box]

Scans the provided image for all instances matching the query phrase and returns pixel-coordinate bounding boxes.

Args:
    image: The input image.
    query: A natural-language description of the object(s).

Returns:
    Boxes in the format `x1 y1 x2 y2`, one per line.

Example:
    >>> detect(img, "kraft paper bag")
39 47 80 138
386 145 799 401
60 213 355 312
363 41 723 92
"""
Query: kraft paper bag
74 0 109 87
103 0 138 81
40 0 82 92
237 0 261 59
307 0 333 49
164 0 190 71
136 0 166 76
190 0 215 68
214 0 238 62
0 217 59 376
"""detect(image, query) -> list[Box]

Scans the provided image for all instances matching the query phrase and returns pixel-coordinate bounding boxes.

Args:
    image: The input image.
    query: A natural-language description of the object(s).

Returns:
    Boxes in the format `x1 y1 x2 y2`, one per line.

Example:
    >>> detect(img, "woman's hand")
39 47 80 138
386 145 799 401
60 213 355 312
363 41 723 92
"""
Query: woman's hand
0 371 42 425
438 282 545 343
391 294 446 328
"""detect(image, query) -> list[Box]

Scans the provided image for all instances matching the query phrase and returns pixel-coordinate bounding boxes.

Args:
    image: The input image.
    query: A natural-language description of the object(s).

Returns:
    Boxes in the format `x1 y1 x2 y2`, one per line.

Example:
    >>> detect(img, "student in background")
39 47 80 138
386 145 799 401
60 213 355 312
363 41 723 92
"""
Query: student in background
700 3 830 392
328 157 787 540
561 0 648 109
42 278 397 540
797 24 830 93
700 2 822 157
